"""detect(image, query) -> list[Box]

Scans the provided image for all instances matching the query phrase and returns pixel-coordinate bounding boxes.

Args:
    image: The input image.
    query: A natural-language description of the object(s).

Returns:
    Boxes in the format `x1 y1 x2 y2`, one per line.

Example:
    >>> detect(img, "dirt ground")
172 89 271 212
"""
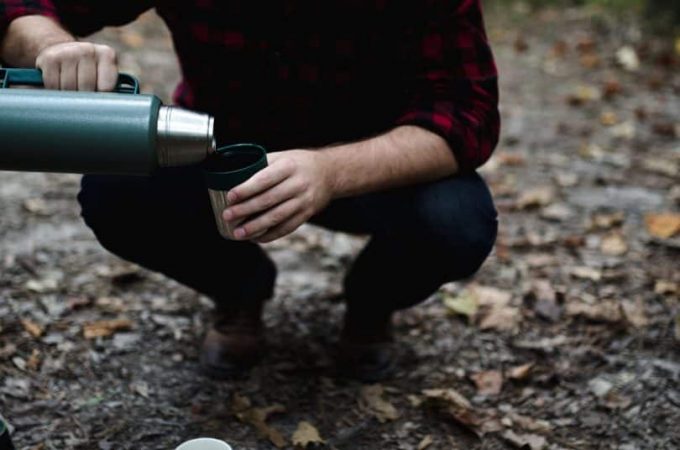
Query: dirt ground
1 3 679 450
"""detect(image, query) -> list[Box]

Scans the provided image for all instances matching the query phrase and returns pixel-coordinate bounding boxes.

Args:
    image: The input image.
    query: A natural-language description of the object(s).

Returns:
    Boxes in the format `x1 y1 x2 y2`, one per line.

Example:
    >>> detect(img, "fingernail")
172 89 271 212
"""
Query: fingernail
223 209 233 221
227 192 237 204
234 228 246 239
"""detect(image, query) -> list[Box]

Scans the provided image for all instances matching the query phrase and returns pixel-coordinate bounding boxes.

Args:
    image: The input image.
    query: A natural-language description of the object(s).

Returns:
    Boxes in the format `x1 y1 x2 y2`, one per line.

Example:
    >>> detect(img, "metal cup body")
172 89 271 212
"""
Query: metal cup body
204 144 268 239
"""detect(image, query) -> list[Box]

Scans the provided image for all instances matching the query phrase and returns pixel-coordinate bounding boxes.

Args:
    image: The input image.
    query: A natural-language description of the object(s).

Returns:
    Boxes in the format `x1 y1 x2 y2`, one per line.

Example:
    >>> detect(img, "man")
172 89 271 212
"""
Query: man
0 0 499 381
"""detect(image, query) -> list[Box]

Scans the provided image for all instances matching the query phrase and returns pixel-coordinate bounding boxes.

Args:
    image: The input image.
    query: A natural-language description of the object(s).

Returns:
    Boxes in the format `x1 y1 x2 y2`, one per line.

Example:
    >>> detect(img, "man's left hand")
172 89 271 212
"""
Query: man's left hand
222 150 334 243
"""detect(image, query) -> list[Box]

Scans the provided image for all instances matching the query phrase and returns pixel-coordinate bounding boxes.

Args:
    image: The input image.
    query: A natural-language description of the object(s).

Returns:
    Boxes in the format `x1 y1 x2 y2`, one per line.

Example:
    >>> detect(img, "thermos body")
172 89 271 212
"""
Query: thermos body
0 88 162 174
0 69 215 175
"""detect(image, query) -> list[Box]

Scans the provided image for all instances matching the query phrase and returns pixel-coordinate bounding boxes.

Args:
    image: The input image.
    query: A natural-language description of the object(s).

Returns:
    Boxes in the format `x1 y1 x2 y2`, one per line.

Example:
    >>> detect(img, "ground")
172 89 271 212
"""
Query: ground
1 3 679 450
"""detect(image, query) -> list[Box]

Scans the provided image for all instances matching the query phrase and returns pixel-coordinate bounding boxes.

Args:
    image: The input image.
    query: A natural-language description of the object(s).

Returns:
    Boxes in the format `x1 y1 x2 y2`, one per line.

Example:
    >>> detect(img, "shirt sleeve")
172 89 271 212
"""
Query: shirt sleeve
395 0 500 172
0 0 153 40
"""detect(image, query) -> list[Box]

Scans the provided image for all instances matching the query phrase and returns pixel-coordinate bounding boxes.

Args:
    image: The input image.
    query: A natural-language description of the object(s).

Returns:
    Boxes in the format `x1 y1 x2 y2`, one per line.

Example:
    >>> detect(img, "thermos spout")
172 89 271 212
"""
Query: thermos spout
156 106 216 168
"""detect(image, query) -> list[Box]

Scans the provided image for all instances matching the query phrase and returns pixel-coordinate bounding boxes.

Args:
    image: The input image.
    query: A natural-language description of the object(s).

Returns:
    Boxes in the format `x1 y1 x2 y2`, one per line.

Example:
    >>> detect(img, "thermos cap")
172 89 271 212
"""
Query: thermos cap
157 106 216 167
175 438 232 450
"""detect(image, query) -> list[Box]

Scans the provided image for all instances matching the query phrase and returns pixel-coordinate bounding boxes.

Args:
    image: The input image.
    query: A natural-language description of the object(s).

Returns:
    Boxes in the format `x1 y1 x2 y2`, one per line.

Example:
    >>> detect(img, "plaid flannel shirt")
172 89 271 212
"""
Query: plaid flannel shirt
0 0 500 170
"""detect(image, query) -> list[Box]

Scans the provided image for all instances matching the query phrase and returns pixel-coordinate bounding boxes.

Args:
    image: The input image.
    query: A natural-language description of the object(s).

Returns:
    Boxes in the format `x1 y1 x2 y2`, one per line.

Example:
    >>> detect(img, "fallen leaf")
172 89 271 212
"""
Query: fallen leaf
478 305 521 332
22 198 50 215
642 157 679 178
602 78 622 99
599 111 618 126
507 413 552 433
569 266 602 282
130 381 150 399
610 121 636 140
292 421 324 448
516 186 555 209
579 52 600 69
654 280 677 295
540 203 572 222
26 349 41 371
600 232 628 256
506 363 534 381
359 384 399 423
21 319 44 338
417 435 434 450
566 299 622 323
0 343 17 359
616 46 640 71
443 290 478 320
232 394 287 448
470 370 503 396
421 388 499 436
589 211 625 230
567 84 600 106
82 318 133 339
502 430 547 450
621 299 648 328
644 213 680 239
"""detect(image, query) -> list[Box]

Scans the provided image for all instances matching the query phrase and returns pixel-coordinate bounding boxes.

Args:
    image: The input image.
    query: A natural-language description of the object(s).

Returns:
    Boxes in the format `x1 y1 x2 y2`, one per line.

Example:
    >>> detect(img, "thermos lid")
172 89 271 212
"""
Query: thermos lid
175 437 232 450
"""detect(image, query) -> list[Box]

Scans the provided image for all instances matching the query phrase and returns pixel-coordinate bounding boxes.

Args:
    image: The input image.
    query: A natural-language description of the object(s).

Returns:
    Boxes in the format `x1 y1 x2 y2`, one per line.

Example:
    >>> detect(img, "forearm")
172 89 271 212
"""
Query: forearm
1 15 74 67
320 125 459 199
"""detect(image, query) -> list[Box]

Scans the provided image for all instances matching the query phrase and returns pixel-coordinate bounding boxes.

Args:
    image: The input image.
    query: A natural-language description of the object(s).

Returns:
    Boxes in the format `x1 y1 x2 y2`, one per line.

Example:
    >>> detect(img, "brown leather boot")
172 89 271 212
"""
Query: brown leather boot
199 301 265 379
335 310 397 382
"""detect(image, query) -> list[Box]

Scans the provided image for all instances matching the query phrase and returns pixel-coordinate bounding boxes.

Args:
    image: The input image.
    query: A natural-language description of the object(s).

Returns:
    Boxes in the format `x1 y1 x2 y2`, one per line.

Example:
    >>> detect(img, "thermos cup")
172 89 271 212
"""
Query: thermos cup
0 68 215 175
204 143 268 239
0 418 15 450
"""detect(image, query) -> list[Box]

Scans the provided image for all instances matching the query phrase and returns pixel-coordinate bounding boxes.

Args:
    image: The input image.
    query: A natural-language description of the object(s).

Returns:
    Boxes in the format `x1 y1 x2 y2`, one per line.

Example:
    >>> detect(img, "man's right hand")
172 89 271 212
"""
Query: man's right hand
1 15 118 92
35 41 119 91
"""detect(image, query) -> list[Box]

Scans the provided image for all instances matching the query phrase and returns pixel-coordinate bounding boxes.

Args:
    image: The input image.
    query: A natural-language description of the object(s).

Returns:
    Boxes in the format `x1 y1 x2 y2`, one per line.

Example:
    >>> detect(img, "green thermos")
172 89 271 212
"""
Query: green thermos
0 68 215 175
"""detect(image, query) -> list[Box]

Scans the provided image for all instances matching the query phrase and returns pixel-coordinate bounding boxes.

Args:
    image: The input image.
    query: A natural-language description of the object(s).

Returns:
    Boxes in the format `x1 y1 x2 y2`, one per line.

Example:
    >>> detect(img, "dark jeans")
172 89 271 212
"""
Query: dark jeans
77 167 497 319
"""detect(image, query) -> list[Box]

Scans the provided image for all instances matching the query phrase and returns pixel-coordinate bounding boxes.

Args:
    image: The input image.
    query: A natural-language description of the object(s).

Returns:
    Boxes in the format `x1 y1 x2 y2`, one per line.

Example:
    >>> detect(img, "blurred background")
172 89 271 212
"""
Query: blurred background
1 1 678 449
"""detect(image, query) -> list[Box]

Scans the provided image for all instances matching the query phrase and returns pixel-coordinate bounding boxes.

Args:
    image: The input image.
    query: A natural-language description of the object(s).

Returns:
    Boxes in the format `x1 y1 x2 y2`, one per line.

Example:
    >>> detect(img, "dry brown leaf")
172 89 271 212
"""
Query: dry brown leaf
26 349 41 371
507 413 552 433
621 300 649 328
516 186 555 209
506 363 534 381
590 211 625 230
569 266 602 282
232 394 287 448
478 305 521 332
600 232 628 256
422 388 500 436
502 430 547 450
470 370 503 396
644 213 680 239
359 384 399 423
21 319 44 338
566 299 622 323
422 388 471 410
654 280 678 295
0 343 17 359
82 318 133 339
417 435 434 450
292 421 324 448
599 111 618 126
567 84 600 106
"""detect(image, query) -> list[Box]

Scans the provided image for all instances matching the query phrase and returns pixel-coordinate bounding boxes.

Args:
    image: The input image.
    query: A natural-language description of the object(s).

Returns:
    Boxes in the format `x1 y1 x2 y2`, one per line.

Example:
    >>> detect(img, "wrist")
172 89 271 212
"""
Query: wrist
2 15 74 67
313 148 340 200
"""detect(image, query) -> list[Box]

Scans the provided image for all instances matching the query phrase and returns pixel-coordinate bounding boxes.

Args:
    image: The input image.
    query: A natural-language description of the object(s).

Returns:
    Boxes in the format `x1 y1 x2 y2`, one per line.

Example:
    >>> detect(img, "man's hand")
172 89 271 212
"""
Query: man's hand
36 41 119 91
1 15 117 91
222 150 335 243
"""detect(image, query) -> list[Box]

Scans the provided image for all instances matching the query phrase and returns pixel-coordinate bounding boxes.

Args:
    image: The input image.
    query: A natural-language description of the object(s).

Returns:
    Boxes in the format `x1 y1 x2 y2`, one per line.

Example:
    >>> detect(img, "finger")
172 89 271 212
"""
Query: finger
223 178 300 222
227 158 295 204
77 56 97 91
254 211 307 243
59 58 78 91
232 198 301 240
95 45 118 91
37 57 60 90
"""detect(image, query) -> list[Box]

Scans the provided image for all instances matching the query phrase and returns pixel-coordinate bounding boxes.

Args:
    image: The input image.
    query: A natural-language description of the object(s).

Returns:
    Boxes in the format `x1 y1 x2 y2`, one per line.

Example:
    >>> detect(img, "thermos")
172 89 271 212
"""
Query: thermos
0 68 215 175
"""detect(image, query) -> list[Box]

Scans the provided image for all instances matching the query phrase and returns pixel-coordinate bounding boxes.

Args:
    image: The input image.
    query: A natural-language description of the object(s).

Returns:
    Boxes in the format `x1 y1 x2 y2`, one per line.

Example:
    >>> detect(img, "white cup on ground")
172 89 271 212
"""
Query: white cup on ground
175 438 232 450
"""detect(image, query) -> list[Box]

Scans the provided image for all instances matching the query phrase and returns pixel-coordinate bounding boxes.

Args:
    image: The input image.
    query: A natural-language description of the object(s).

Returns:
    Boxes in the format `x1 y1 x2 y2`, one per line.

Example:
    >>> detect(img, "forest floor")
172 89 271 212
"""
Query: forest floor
1 3 679 450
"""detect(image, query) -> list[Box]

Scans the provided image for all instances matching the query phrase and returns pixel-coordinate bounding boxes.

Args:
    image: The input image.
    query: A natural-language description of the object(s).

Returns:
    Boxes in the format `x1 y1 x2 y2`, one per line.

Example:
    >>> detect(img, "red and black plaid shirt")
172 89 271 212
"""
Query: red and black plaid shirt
1 0 499 171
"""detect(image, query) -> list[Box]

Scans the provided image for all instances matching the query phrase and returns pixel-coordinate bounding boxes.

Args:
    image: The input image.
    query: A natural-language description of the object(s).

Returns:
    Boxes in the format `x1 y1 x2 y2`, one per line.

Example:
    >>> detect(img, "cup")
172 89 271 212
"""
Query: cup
175 437 232 450
204 143 268 239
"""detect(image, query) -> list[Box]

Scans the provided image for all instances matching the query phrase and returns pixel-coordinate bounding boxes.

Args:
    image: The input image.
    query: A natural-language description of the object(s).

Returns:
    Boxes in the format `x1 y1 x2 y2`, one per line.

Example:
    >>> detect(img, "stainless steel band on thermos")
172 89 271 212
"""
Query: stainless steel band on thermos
0 68 215 175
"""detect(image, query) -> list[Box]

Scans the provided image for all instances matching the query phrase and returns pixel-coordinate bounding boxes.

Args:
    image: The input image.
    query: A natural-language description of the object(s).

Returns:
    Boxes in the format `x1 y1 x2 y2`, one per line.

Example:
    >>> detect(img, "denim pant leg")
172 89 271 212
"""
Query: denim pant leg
77 167 277 306
310 172 498 319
